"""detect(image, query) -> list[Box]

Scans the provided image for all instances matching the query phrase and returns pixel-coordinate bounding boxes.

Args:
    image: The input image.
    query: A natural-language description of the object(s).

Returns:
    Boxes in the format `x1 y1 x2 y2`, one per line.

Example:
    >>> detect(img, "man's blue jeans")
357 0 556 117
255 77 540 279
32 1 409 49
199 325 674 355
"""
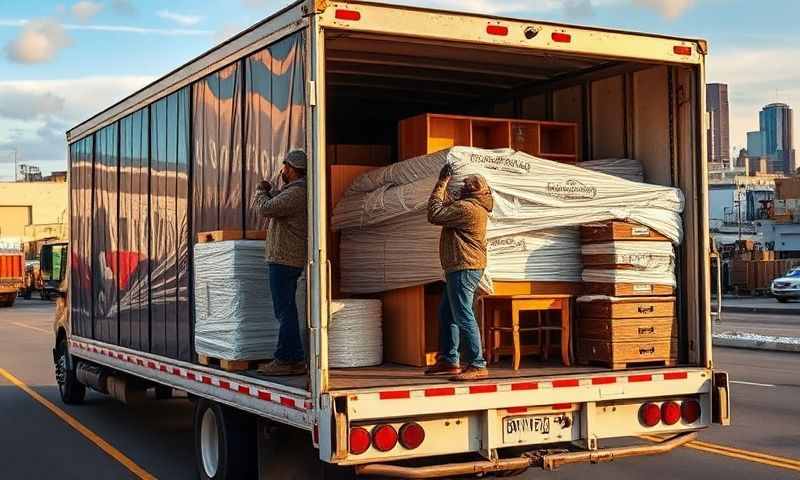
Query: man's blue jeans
268 263 304 362
438 269 487 368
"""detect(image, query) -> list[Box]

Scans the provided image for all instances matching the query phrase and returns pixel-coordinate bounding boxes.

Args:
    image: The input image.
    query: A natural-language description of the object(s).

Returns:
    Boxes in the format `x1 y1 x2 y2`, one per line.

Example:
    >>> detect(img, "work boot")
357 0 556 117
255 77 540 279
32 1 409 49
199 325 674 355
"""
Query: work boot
450 365 489 382
258 359 307 376
424 360 461 376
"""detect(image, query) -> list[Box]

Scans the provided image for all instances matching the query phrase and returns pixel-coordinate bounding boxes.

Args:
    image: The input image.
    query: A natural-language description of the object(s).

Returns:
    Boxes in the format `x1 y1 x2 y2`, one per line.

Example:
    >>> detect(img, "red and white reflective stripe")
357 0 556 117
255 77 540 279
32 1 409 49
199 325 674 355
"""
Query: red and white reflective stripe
69 339 310 411
372 370 691 402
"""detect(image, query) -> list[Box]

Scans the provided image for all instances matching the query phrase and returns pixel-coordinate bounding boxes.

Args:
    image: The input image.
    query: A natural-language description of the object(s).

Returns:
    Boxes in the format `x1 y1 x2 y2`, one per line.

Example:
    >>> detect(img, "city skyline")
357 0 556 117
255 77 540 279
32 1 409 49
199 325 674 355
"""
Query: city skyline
0 0 798 180
707 83 731 165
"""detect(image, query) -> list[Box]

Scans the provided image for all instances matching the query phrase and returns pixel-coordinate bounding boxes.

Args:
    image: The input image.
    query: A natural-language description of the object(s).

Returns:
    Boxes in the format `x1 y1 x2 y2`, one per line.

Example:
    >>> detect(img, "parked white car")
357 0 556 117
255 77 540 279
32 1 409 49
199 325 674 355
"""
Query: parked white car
771 268 800 302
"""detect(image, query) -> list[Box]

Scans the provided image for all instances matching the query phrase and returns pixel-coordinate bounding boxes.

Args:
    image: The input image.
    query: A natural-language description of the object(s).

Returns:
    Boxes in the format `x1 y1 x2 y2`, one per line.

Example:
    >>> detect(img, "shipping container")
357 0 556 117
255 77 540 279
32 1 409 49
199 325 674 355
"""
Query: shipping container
56 1 729 478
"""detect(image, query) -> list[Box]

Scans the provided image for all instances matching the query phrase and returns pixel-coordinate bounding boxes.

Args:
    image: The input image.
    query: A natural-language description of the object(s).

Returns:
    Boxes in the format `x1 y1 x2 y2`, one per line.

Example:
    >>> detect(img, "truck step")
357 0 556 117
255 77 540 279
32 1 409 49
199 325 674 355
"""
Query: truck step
197 354 263 372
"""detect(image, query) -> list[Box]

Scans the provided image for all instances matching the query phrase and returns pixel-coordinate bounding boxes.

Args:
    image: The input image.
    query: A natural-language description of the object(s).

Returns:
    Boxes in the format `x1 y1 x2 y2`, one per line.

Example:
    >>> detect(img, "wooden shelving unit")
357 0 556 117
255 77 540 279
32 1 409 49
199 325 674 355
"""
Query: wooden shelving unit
374 113 581 367
398 113 578 162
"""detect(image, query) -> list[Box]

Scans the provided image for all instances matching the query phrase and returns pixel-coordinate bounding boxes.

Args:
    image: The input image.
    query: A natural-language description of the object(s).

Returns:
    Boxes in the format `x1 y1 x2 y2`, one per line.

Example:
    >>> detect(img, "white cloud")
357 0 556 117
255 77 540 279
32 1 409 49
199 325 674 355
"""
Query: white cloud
71 1 103 23
632 0 695 19
707 47 800 155
0 76 154 179
4 20 73 64
156 9 203 27
0 18 212 36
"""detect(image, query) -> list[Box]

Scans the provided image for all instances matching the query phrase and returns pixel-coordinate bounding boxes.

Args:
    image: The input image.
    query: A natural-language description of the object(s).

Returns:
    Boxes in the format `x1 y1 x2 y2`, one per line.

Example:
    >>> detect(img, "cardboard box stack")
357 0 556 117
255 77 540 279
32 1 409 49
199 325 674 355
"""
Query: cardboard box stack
576 221 678 369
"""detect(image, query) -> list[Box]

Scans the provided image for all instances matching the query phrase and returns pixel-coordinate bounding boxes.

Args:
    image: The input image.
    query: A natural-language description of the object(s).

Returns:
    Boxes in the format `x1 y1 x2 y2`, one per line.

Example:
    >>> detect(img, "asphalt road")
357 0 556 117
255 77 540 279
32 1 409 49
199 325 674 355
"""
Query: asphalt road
1 299 799 479
713 311 800 338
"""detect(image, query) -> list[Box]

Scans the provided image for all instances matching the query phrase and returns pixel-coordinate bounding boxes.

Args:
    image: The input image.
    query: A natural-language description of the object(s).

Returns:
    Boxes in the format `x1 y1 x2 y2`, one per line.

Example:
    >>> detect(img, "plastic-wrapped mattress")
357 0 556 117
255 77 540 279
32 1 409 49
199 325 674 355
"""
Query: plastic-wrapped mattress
194 240 306 361
328 299 383 368
332 147 684 294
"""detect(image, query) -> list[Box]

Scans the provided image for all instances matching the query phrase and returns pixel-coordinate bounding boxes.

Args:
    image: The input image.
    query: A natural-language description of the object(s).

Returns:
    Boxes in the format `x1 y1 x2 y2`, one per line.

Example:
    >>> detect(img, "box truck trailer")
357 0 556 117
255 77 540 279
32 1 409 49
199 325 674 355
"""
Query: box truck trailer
56 1 730 478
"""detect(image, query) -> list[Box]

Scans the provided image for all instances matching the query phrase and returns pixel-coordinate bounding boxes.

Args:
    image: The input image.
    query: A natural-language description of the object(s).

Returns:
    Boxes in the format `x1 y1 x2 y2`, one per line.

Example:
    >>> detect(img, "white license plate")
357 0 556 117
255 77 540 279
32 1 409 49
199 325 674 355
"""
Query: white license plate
502 413 574 445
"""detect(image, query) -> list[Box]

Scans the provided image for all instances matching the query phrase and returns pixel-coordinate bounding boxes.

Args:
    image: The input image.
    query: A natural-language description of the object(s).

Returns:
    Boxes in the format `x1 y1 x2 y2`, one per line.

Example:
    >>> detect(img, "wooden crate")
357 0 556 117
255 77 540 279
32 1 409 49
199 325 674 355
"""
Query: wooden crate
583 282 674 297
579 296 676 319
580 221 668 243
196 230 267 243
197 354 261 372
577 338 677 370
581 254 640 269
577 317 677 342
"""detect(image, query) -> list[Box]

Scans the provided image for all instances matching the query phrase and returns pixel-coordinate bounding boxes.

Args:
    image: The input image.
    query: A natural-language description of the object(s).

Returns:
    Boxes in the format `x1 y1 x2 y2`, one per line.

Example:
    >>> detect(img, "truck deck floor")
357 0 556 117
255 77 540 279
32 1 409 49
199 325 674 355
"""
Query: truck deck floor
247 359 606 391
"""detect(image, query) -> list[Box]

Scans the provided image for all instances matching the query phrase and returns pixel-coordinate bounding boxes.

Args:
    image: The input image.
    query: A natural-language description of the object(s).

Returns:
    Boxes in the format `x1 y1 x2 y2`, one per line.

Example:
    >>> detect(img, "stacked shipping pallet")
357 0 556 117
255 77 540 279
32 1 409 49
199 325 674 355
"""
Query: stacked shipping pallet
576 221 678 369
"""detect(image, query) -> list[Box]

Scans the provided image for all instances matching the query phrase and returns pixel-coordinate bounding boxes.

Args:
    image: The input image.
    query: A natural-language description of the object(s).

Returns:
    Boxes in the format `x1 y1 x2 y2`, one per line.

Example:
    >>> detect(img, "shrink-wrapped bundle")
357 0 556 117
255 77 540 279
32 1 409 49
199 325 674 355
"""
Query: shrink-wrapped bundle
328 299 383 368
194 240 306 361
332 147 684 294
577 158 644 183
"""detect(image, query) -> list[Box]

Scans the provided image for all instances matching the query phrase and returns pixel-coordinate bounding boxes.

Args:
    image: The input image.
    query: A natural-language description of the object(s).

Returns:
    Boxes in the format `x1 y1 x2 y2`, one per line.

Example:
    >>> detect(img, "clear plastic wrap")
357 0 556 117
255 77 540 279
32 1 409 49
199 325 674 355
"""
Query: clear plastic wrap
328 299 383 368
194 240 306 361
333 147 684 293
577 158 644 182
582 241 674 270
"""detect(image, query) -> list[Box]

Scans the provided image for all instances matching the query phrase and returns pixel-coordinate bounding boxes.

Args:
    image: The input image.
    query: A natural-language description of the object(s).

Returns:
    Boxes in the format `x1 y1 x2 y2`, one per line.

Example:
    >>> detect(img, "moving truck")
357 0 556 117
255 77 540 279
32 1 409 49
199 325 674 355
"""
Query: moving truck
0 249 24 307
56 1 731 478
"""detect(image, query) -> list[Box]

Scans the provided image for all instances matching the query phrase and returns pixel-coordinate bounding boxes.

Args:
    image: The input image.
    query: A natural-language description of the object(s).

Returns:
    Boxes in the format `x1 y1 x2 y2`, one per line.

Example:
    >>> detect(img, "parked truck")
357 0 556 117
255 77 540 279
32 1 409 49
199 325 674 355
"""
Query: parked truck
21 240 68 300
55 1 730 478
0 247 24 308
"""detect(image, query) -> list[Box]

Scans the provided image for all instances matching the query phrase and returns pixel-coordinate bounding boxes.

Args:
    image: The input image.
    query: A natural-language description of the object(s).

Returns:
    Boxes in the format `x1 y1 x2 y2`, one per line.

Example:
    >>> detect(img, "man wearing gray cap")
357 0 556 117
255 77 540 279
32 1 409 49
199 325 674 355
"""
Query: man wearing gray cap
254 150 308 376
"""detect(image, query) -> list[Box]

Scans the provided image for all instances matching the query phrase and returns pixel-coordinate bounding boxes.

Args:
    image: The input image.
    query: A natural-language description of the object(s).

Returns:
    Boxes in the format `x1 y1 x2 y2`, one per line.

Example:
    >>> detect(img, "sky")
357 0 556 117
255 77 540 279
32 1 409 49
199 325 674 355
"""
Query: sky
0 0 797 180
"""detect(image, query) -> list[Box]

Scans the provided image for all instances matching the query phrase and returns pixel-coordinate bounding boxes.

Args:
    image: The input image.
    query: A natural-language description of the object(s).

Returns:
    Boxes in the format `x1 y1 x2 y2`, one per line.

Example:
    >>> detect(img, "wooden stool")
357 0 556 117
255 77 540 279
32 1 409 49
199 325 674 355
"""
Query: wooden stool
481 295 573 369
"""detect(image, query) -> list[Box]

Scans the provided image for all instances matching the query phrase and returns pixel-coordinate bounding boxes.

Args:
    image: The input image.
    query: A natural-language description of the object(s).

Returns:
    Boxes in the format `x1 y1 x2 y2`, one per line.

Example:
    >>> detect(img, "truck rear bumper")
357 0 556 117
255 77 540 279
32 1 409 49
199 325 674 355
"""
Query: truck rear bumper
354 431 697 478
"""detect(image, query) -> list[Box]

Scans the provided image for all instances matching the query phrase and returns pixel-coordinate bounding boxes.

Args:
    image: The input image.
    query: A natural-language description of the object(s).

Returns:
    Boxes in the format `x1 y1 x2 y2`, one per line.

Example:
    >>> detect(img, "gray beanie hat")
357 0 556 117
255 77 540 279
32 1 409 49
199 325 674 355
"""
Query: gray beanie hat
284 150 307 170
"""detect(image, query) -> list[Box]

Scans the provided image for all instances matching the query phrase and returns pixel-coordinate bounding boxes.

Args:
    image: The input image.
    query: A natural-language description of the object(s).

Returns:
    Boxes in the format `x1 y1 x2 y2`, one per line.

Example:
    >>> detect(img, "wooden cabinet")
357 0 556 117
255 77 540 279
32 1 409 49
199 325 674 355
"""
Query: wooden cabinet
398 113 578 162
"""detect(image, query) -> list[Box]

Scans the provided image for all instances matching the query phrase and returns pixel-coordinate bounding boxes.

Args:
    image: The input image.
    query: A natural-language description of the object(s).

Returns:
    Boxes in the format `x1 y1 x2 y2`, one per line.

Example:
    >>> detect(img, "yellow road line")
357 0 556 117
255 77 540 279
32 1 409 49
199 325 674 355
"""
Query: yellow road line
0 367 157 480
11 322 50 334
642 434 800 472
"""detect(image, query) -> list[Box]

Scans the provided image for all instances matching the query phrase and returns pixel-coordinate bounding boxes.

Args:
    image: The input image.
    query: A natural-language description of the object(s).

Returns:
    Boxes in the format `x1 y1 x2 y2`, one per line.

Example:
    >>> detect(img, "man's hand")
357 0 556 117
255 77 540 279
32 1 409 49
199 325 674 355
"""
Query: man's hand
257 180 272 193
438 164 454 181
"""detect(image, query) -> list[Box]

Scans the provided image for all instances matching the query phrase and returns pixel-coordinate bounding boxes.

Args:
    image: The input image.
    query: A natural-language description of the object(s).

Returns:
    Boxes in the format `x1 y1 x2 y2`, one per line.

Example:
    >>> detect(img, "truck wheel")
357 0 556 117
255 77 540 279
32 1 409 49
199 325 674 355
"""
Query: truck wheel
40 289 50 301
22 287 32 299
55 339 86 404
194 399 257 480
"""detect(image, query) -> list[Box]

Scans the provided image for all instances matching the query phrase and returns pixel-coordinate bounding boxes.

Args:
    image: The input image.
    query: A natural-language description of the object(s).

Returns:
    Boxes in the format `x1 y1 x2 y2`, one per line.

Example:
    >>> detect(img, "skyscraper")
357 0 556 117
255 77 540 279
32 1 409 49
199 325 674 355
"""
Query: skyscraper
706 83 730 165
748 103 795 174
759 103 794 175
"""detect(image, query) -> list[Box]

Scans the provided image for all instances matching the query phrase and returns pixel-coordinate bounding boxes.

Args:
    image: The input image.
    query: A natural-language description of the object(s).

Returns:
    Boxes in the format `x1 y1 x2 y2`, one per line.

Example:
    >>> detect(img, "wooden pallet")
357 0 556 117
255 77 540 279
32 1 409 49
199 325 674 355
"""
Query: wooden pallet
196 230 267 244
197 354 263 372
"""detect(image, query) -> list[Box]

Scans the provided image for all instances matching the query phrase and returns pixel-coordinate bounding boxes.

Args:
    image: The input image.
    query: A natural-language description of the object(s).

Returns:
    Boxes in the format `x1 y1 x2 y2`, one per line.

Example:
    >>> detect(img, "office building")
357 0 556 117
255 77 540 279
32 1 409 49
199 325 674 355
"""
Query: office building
747 103 795 175
706 83 730 165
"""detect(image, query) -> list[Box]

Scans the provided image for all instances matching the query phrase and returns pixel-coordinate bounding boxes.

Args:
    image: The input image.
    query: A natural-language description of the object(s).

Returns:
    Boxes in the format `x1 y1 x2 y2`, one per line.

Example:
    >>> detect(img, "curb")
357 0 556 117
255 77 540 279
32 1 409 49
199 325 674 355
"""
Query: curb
713 336 800 353
719 306 800 315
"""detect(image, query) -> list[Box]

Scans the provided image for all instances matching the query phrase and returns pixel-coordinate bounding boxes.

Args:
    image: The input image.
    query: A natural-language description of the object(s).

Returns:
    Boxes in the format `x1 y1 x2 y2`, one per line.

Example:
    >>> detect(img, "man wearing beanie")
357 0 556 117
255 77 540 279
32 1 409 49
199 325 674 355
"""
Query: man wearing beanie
254 150 308 376
426 164 493 381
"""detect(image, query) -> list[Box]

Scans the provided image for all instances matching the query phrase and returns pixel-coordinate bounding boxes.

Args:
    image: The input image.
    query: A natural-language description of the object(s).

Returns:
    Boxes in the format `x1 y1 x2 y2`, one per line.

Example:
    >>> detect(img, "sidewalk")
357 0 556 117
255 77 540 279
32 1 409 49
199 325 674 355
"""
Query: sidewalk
713 295 800 315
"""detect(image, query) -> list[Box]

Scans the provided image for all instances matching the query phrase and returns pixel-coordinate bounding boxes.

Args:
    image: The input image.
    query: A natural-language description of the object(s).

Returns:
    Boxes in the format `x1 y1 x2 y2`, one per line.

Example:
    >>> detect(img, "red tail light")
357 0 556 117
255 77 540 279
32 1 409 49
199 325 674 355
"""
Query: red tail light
681 399 701 423
335 9 361 21
399 422 425 450
372 424 398 452
640 402 661 427
661 401 681 425
349 427 371 455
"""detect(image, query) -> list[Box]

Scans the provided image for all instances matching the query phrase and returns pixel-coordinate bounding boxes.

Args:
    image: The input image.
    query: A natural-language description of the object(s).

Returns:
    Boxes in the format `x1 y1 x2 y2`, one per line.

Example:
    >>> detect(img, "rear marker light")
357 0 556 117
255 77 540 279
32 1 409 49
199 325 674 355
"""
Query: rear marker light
673 45 692 56
552 32 571 43
335 9 361 21
487 25 509 36
661 401 681 425
372 424 398 452
399 422 425 450
349 427 371 455
640 403 661 427
681 399 701 423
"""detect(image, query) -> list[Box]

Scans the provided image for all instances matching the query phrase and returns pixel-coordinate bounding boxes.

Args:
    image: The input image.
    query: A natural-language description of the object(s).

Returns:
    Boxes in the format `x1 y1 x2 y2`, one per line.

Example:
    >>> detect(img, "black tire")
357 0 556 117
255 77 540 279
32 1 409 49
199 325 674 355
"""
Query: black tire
55 338 86 404
40 289 50 301
777 297 789 303
194 399 257 480
22 287 32 299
